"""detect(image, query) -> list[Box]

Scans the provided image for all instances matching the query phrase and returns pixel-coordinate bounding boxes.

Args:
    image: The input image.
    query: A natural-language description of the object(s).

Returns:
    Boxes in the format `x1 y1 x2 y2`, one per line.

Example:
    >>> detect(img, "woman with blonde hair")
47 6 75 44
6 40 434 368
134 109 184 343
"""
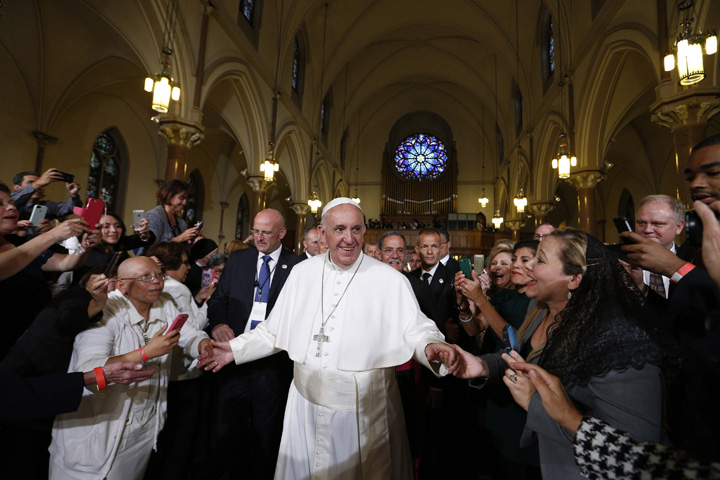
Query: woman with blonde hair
450 228 675 479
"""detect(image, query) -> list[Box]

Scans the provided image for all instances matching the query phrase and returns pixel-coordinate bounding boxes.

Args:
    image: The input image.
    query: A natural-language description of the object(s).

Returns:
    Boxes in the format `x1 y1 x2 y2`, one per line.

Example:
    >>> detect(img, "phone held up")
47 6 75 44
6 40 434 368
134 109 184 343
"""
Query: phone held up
29 204 48 227
685 208 720 248
132 210 145 231
502 324 519 353
201 268 214 288
57 171 75 183
459 258 473 280
167 314 189 333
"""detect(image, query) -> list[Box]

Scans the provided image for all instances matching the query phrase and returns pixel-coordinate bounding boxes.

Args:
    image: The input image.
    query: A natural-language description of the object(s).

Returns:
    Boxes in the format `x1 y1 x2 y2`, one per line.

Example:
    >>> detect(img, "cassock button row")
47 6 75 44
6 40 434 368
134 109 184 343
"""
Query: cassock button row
316 463 320 467
323 352 328 356
336 281 341 285
330 315 335 319
331 303 337 307
334 292 339 296
322 365 328 369
329 327 334 331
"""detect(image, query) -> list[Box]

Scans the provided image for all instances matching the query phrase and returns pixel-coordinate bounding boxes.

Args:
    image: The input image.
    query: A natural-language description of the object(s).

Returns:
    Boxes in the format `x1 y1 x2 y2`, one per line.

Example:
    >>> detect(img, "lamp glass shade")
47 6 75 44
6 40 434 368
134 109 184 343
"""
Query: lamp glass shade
152 77 171 113
551 158 558 170
664 53 675 71
478 196 489 207
491 214 503 228
706 35 718 55
144 77 154 92
558 155 571 179
679 42 705 85
514 195 527 213
171 86 181 101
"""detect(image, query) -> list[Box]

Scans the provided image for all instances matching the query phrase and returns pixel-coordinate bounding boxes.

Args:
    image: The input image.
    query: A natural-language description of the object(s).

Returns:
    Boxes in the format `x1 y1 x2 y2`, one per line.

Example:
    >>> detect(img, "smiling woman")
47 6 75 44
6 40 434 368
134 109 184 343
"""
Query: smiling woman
450 228 678 479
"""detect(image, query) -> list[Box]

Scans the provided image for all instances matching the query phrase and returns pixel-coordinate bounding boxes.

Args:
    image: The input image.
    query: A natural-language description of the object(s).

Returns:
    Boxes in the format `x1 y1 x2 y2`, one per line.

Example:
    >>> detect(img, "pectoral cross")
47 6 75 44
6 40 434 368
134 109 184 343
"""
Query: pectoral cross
313 327 330 357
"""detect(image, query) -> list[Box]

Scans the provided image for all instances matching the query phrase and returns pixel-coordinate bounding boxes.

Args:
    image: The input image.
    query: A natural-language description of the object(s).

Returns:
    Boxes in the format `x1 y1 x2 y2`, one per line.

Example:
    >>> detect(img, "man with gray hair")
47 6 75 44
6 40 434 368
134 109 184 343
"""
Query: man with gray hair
633 194 685 298
363 241 381 260
199 198 457 479
302 226 320 259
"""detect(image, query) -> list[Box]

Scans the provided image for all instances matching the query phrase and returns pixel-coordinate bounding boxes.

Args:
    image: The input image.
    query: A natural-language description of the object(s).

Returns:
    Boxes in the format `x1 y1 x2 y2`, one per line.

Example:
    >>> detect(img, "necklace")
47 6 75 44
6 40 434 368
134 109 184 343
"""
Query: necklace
313 254 364 357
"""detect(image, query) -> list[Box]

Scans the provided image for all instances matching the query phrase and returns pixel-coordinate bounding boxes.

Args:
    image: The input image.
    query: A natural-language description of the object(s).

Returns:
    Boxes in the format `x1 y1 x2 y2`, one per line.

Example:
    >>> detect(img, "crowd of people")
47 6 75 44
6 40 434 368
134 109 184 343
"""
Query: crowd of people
0 134 719 479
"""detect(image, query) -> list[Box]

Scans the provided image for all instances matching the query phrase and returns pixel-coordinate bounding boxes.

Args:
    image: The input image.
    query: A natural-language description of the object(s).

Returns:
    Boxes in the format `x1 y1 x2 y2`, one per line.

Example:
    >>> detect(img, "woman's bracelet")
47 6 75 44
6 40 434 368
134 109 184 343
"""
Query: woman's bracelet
94 366 107 390
137 346 149 363
459 312 473 323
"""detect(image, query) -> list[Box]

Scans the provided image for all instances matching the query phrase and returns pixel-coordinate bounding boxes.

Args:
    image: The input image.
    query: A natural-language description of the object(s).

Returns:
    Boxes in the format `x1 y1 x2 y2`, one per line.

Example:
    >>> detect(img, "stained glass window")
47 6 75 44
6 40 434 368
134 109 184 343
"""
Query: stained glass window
292 37 300 92
320 102 327 133
241 0 254 24
87 131 122 211
394 133 448 180
548 17 555 74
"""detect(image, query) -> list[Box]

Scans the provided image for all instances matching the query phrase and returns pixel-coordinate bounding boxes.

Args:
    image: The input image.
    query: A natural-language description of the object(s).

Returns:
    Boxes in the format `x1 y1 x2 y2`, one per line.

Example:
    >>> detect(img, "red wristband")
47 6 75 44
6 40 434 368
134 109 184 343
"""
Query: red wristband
137 347 149 362
670 262 696 284
94 366 107 390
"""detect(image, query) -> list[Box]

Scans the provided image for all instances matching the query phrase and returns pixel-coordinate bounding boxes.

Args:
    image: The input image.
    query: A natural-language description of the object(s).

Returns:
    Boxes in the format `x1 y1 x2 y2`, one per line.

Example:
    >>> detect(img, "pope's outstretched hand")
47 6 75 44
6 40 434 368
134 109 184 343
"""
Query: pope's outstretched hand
424 343 458 370
197 340 235 372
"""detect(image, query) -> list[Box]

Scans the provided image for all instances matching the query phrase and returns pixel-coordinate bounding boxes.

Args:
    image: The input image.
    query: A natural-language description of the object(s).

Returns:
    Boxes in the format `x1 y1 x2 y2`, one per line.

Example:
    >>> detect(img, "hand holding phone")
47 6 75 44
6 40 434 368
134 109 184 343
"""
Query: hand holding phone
29 205 48 227
73 198 105 228
103 251 123 278
613 217 635 245
132 210 145 231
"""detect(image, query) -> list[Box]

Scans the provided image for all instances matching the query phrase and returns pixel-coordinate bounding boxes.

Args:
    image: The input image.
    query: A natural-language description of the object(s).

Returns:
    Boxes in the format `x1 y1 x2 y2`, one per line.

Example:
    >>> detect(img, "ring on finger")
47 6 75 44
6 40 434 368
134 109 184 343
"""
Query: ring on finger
509 373 518 382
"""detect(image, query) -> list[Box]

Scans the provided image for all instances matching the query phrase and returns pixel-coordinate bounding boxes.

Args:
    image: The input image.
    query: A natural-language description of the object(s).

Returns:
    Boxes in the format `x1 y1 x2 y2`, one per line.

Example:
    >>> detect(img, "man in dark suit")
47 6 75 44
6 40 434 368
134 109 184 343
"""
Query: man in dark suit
300 225 320 260
208 208 302 479
622 134 720 462
438 228 460 278
408 228 476 478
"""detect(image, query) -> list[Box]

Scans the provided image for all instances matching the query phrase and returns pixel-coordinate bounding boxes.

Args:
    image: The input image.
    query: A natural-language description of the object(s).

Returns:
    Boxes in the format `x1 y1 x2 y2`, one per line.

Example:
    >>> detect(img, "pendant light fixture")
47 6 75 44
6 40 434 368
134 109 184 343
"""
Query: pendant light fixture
663 0 717 86
144 0 181 113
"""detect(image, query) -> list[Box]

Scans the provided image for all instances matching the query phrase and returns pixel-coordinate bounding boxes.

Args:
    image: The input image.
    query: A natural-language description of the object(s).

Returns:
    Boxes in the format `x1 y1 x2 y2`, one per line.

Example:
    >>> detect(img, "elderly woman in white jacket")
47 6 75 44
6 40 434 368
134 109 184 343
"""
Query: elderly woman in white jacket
143 241 217 479
49 256 212 480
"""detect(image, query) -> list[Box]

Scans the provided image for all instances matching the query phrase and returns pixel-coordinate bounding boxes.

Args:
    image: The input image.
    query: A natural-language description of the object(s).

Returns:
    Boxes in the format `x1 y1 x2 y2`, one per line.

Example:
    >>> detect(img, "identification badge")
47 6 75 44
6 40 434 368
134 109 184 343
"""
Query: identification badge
249 302 267 330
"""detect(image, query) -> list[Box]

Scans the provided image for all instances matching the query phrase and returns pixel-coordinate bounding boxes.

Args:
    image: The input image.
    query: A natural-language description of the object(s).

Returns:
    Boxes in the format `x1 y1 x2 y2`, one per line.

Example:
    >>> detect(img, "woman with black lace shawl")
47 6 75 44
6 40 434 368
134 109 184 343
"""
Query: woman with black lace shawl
448 228 676 479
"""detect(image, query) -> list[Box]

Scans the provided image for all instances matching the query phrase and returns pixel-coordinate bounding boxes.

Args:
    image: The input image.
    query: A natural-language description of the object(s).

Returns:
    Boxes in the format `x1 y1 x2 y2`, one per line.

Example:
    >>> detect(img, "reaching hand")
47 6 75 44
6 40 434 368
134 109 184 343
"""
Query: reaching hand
443 344 487 378
196 340 235 372
144 322 179 359
513 362 583 434
36 168 64 189
101 362 156 385
195 282 217 304
174 226 200 243
132 218 151 239
695 200 720 289
48 218 91 243
621 232 685 277
14 220 31 237
424 342 459 371
212 323 235 342
66 180 81 197
85 274 110 304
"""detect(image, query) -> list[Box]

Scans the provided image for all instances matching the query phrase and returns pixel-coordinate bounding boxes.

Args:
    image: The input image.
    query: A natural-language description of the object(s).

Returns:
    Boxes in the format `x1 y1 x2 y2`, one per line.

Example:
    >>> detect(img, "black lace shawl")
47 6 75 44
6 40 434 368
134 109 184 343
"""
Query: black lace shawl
537 233 679 386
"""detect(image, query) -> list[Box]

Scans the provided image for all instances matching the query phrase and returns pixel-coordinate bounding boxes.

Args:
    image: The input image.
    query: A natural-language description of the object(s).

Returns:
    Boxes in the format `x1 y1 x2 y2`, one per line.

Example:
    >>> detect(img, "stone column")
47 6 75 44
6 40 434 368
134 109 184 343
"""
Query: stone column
157 118 205 181
290 203 311 254
505 220 523 242
247 177 272 220
31 131 58 173
527 203 554 227
650 85 720 208
568 171 605 236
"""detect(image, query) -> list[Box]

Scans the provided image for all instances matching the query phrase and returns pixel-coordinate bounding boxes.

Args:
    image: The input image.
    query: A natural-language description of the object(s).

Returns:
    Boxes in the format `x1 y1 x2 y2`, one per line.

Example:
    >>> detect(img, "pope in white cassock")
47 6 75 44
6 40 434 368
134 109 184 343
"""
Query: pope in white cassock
198 198 458 480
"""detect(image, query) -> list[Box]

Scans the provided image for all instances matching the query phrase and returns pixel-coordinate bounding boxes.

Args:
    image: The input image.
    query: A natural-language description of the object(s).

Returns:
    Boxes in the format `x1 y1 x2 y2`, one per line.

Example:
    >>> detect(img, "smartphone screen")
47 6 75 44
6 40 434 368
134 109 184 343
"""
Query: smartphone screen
502 324 519 353
459 258 473 279
201 268 213 288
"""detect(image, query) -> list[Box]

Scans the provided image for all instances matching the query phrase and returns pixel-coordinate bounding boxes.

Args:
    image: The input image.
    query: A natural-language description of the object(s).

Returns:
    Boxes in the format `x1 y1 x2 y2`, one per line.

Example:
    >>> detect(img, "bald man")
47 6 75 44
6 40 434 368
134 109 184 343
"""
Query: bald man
207 208 302 479
50 257 211 479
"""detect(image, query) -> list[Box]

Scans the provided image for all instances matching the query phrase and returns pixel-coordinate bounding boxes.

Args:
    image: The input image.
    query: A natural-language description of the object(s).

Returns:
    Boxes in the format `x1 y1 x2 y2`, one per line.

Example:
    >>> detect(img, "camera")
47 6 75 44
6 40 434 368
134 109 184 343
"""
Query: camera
686 208 720 247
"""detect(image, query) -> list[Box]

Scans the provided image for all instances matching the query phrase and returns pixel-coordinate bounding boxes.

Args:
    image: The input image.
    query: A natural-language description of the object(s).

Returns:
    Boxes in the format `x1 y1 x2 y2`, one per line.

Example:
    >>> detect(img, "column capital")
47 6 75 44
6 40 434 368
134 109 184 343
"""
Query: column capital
157 117 205 150
650 88 720 132
568 170 605 190
31 130 58 147
290 203 311 216
246 176 272 193
505 220 523 231
526 202 554 217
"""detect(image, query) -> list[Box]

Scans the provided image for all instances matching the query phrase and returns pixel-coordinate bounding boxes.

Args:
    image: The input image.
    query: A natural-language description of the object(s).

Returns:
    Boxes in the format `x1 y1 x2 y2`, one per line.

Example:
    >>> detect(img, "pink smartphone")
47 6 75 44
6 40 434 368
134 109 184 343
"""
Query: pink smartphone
167 314 189 332
73 198 105 228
